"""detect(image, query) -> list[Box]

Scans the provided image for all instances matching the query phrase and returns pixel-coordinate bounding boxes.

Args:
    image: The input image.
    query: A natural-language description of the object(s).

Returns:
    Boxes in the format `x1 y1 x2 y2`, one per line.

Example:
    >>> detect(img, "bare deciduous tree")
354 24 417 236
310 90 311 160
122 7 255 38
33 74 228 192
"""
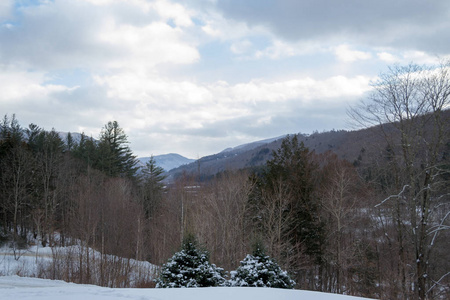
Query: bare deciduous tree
194 171 254 270
320 154 366 294
349 61 450 299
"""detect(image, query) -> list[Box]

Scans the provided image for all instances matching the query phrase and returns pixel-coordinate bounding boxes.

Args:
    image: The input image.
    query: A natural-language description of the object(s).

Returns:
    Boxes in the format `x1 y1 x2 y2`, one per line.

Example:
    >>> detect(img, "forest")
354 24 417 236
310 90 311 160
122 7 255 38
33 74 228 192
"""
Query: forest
1 62 449 300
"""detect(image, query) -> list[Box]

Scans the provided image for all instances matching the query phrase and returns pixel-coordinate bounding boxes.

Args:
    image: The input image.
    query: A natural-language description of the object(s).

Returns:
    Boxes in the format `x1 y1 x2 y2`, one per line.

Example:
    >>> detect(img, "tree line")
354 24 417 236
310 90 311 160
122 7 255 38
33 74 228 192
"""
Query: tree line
0 61 449 299
0 117 163 286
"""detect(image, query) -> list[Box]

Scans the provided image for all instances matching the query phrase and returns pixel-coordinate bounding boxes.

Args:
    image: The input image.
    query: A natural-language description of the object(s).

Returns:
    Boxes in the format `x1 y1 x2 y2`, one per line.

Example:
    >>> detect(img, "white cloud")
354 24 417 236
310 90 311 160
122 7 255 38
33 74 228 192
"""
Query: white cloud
0 0 13 22
83 0 116 5
401 51 442 65
98 20 199 70
200 9 265 41
250 39 323 60
377 50 449 65
95 72 372 130
91 72 372 157
0 0 199 73
225 76 372 104
153 0 194 27
255 40 298 59
377 51 397 63
230 40 253 55
0 66 74 102
334 45 372 62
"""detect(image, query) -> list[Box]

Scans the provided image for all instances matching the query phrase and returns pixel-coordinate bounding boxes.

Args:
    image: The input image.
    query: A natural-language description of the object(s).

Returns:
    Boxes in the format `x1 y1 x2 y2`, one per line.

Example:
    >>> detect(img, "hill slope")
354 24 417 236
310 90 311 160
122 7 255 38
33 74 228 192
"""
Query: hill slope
165 130 371 182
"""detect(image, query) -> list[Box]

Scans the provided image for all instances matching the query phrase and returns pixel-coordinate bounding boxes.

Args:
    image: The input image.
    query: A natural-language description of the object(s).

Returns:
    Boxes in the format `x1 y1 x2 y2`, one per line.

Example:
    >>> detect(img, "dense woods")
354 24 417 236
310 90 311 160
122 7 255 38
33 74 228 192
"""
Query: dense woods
1 62 450 299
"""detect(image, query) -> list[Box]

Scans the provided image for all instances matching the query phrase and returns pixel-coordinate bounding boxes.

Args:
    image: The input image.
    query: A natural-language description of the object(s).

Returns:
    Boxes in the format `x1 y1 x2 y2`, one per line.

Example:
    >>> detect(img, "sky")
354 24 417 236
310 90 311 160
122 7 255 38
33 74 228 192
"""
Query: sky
1 0 450 158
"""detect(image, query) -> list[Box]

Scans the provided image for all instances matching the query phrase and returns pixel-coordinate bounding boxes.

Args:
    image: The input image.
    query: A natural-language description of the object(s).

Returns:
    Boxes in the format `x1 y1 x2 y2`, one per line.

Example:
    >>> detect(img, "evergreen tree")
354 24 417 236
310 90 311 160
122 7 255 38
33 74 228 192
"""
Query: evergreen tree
155 235 226 288
229 244 295 289
0 115 32 244
32 129 65 246
141 156 166 219
72 133 98 168
0 114 23 148
98 121 138 178
265 135 324 264
65 132 74 152
25 123 43 153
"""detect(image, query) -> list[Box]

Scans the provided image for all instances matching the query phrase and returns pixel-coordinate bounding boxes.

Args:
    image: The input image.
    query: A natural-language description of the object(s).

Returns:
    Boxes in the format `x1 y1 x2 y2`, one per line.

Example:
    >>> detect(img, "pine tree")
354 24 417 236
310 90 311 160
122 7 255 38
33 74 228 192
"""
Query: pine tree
265 135 324 264
65 132 74 152
98 121 138 178
141 156 166 219
72 133 98 168
155 235 226 288
229 245 295 289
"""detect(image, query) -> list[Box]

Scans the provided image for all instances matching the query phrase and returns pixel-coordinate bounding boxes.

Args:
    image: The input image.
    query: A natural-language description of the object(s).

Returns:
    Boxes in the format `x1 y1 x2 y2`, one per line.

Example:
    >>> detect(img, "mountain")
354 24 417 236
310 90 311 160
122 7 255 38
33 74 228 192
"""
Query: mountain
165 109 450 183
164 135 290 182
138 153 195 172
220 135 287 154
163 129 368 182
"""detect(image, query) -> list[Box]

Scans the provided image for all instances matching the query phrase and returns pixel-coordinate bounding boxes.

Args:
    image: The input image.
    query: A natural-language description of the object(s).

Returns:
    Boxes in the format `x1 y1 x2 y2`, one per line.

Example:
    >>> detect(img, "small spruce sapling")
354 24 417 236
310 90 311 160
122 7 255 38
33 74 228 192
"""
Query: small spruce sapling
229 243 295 289
155 235 226 288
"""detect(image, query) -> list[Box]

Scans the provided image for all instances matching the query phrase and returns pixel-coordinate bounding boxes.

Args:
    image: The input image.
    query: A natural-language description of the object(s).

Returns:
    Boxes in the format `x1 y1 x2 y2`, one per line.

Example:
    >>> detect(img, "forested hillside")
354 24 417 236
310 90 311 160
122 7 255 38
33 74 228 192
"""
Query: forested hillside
167 109 450 183
1 63 450 299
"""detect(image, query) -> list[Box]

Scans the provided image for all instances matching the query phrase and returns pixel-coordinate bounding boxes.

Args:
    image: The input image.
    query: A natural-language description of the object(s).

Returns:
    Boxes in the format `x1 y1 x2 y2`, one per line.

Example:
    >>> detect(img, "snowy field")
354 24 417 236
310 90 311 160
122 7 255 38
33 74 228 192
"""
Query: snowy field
0 276 375 300
0 245 376 300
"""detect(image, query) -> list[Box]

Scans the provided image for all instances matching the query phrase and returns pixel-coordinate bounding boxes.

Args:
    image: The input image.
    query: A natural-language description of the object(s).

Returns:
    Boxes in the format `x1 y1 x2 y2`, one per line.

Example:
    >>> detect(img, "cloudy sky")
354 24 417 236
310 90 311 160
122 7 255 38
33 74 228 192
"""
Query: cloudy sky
1 0 449 158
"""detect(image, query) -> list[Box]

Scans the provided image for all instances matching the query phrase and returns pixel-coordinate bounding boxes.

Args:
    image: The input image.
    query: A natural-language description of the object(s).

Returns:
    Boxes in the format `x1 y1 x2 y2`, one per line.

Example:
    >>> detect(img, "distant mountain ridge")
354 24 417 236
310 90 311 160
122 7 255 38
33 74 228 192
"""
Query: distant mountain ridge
54 109 449 181
220 135 287 154
138 153 195 172
164 109 450 182
163 130 366 183
164 135 291 182
139 136 287 174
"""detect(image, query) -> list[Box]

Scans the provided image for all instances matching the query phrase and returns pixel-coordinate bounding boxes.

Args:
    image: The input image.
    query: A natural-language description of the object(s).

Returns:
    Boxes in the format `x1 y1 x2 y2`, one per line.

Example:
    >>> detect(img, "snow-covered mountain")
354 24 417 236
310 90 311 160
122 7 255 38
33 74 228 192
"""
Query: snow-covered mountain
138 153 195 172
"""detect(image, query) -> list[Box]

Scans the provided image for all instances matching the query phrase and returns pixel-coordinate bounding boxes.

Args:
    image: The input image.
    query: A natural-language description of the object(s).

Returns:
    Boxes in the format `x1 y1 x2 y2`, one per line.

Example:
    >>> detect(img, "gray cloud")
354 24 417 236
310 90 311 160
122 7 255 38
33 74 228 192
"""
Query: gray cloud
0 1 192 71
216 0 450 53
0 3 106 69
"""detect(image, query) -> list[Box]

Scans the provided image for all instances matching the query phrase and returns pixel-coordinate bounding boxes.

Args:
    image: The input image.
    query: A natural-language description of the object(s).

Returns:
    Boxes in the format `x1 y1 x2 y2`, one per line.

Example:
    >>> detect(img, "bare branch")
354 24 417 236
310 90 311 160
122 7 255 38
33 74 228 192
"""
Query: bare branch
427 271 450 295
375 185 410 208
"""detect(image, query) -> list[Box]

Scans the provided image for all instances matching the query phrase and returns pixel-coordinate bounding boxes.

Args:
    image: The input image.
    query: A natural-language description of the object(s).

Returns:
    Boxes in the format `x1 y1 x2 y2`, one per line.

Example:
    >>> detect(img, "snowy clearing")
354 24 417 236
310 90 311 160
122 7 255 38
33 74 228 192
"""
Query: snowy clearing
0 243 376 299
0 275 376 300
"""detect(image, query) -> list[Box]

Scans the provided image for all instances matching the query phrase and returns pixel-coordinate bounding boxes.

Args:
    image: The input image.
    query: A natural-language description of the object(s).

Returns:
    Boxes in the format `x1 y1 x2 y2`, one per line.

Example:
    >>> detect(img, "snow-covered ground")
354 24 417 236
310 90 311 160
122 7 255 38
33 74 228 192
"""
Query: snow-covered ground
0 244 376 300
0 243 156 285
0 245 53 277
0 276 375 300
